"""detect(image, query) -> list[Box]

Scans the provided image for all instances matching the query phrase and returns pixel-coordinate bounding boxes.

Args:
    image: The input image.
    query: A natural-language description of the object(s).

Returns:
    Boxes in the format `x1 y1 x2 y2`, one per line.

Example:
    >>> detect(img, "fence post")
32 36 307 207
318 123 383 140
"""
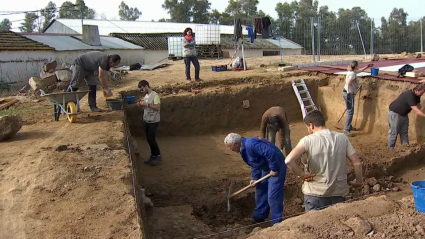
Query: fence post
311 17 315 62
371 19 374 57
317 16 321 61
421 18 423 53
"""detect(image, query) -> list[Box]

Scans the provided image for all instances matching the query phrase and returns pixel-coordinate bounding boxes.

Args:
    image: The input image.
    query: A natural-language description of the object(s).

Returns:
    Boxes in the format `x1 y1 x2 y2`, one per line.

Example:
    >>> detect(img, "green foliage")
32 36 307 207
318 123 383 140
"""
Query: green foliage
118 1 142 21
19 13 39 33
0 19 12 32
59 0 95 20
41 1 56 31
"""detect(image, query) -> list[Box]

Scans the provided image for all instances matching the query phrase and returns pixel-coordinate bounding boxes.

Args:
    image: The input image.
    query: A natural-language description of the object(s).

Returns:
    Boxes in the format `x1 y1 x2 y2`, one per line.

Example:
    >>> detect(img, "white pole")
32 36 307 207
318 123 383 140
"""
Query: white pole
421 18 423 52
356 20 367 58
241 41 246 70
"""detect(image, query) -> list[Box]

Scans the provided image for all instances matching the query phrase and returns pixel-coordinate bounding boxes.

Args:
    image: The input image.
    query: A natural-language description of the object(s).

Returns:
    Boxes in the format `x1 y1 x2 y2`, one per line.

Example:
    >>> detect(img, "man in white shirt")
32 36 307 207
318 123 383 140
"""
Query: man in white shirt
343 61 373 136
285 110 363 211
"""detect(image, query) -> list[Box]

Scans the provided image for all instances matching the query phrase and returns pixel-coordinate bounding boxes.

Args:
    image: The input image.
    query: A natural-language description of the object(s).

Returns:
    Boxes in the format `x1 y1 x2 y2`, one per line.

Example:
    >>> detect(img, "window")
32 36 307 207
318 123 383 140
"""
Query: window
263 51 280 56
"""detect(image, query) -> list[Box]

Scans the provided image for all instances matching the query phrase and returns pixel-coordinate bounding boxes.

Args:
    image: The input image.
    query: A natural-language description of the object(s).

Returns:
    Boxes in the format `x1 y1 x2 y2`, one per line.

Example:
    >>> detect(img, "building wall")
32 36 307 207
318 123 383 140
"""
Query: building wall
0 49 144 87
144 50 169 64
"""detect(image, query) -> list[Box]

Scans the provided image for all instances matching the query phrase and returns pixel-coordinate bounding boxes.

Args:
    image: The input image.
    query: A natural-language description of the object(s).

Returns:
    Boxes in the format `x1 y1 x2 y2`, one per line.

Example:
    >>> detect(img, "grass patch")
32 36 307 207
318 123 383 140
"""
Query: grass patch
0 107 33 117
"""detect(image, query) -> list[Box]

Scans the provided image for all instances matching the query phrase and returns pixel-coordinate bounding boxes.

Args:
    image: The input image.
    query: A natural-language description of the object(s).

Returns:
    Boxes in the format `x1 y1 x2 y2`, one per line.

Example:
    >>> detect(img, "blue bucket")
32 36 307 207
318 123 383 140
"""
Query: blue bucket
411 181 425 213
126 96 135 104
371 68 379 76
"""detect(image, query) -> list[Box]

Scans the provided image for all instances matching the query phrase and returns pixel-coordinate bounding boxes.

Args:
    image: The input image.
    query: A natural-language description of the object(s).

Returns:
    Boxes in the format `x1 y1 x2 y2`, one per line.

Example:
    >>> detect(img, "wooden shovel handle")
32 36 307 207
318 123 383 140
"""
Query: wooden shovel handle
230 174 272 198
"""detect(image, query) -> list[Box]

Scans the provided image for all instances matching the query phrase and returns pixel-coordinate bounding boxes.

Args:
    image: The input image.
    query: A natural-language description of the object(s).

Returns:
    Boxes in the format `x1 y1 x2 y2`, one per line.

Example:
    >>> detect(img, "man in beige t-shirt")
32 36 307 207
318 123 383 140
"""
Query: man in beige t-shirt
285 110 363 211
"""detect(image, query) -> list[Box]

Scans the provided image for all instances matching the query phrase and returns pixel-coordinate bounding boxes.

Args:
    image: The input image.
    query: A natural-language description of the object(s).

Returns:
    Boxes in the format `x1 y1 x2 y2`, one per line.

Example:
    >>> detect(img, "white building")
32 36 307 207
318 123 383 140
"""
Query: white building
44 19 303 64
0 29 143 86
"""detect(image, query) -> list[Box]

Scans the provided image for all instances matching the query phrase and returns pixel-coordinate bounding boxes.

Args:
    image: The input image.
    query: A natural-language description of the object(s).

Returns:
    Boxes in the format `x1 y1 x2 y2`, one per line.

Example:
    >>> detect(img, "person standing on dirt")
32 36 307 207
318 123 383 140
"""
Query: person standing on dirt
183 27 201 82
285 110 363 212
260 106 292 156
137 80 162 166
343 61 373 136
388 84 425 149
68 51 121 112
224 133 286 225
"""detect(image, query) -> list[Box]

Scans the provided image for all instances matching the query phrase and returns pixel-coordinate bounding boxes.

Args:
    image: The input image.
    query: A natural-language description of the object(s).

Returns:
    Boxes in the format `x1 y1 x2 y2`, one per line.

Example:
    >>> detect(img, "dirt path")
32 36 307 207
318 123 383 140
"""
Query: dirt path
0 115 139 238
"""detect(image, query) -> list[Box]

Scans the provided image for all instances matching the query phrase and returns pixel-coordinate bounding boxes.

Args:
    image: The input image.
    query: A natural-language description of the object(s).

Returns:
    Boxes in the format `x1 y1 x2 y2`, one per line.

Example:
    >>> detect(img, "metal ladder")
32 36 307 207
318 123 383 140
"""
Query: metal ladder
291 79 318 119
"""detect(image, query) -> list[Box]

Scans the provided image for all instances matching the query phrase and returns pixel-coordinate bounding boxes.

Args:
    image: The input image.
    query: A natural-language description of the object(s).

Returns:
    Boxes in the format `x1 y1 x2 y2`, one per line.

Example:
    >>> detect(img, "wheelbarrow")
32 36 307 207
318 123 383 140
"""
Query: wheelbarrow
40 89 90 123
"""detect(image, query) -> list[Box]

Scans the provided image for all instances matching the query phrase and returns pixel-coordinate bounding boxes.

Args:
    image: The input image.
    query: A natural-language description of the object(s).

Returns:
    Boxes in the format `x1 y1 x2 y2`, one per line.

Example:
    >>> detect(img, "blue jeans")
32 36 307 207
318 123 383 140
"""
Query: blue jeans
183 56 200 79
253 163 287 225
343 91 355 132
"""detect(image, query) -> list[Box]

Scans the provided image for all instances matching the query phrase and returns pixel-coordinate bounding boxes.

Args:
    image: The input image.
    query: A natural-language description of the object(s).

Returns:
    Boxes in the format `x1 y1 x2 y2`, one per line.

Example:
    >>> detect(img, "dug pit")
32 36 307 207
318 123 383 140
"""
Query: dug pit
123 74 425 239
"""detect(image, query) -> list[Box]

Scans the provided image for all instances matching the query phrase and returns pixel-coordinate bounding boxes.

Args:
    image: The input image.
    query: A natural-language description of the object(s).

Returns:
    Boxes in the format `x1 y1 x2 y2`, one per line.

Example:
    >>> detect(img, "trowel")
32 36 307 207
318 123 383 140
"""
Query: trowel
227 174 271 212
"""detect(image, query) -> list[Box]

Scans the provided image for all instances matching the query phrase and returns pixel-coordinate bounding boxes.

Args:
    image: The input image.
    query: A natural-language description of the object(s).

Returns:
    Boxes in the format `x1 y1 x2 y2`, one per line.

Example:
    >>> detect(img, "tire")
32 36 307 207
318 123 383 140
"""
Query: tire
66 102 77 123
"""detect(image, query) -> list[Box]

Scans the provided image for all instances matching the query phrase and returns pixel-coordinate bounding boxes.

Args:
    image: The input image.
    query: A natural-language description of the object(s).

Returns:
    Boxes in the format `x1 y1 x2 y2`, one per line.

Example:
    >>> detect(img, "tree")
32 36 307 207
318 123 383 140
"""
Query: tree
19 13 38 33
192 0 211 23
162 0 193 23
41 1 56 31
209 9 222 24
118 1 142 21
225 0 259 25
0 18 12 32
59 0 95 20
275 2 295 38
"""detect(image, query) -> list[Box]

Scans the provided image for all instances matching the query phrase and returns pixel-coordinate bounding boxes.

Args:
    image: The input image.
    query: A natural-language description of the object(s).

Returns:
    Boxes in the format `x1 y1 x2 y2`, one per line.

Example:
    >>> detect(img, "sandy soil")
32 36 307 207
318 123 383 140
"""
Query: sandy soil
0 98 140 238
0 54 423 239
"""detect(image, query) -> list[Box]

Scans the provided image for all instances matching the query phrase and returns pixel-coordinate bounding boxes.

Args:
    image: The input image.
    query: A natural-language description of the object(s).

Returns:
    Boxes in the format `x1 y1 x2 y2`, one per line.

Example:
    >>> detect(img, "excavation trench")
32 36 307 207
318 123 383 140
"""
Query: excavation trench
122 74 425 239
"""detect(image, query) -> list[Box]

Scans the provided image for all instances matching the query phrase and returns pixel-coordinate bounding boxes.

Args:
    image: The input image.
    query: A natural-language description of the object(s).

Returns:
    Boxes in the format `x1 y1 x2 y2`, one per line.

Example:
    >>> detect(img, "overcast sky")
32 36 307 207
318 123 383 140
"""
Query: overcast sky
2 0 423 31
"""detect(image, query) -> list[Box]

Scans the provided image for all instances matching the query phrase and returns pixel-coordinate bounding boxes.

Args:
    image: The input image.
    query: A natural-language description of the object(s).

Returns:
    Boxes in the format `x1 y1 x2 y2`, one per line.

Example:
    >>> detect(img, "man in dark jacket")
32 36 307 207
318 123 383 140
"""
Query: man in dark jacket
224 133 286 225
68 51 121 112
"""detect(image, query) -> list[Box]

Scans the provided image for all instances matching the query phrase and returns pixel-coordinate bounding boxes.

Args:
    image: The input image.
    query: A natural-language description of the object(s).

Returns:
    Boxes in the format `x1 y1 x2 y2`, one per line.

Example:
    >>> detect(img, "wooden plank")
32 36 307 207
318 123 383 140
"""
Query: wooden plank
0 98 19 110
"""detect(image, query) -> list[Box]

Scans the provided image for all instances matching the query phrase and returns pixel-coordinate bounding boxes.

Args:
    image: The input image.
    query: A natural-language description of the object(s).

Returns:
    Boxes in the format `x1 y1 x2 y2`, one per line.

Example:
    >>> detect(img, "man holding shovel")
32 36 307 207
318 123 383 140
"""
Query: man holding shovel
285 110 363 212
224 133 286 225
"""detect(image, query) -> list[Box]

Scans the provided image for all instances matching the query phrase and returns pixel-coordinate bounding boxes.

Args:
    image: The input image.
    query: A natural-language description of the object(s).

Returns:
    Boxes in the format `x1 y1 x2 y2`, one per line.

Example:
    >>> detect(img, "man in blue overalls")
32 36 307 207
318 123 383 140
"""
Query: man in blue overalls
224 133 286 225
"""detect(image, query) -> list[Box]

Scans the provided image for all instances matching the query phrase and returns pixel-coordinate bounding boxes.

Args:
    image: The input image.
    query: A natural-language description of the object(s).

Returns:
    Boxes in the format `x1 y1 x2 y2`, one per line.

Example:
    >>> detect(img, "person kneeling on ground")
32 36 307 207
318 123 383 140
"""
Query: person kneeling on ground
138 80 162 166
260 106 292 156
388 83 425 149
284 110 363 212
224 133 286 225
68 51 121 112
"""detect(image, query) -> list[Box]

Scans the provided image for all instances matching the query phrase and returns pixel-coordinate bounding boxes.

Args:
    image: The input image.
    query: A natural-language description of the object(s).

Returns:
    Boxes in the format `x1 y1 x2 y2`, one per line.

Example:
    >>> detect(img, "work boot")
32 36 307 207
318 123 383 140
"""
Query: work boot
149 156 162 166
90 107 102 112
344 130 352 137
350 126 358 131
252 216 265 223
144 155 154 164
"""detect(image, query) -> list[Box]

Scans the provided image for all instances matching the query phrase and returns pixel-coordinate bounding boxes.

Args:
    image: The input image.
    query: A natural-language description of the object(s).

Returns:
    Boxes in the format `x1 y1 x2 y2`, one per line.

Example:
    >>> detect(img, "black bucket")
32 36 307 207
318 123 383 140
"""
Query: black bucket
106 99 123 111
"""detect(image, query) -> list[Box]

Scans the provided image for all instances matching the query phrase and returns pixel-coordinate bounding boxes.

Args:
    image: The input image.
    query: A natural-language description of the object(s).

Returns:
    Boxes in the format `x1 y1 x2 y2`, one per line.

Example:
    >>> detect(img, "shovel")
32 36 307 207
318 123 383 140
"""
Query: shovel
334 85 362 130
227 174 271 212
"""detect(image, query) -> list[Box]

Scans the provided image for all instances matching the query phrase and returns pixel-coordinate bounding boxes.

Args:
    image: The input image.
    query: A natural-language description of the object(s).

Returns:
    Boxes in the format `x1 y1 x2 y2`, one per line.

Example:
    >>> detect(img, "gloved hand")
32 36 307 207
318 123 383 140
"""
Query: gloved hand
103 88 113 98
300 172 316 182
351 179 363 189
367 64 374 67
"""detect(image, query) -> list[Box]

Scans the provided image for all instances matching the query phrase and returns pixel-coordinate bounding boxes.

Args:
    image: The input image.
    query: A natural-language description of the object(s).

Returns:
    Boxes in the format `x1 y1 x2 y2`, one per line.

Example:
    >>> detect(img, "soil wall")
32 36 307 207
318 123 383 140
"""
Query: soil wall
316 74 425 144
124 76 328 137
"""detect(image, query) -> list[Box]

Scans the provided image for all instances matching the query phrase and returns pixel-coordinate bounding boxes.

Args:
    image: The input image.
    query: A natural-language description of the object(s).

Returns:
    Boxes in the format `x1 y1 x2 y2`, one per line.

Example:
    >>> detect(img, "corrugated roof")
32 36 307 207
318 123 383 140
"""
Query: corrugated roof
111 33 183 50
22 33 143 51
220 34 280 49
0 31 54 51
110 33 300 50
266 38 303 49
46 19 249 35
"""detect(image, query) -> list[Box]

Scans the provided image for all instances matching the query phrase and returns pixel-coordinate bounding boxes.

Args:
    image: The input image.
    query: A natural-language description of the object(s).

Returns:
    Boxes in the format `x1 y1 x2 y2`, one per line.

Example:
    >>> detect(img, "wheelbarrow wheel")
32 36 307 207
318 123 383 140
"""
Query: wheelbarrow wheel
66 102 77 123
